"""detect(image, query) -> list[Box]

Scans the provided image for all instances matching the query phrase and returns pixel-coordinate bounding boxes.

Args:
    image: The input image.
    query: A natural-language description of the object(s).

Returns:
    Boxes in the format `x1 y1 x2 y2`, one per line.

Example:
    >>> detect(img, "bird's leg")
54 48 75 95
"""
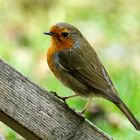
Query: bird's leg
50 91 78 102
81 97 93 114
60 94 78 102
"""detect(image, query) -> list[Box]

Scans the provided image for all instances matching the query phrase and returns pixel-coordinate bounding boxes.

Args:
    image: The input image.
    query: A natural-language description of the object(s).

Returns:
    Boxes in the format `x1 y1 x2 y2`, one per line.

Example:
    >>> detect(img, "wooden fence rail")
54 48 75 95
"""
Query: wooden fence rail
0 59 112 140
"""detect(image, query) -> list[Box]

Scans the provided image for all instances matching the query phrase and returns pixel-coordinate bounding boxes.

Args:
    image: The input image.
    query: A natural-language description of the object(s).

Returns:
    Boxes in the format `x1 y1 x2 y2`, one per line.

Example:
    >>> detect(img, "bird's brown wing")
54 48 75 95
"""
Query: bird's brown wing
57 45 119 102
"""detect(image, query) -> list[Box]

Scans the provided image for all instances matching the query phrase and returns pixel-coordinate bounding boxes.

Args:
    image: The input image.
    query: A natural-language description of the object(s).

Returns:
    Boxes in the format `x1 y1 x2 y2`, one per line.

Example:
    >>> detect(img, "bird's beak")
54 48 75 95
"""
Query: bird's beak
43 32 54 36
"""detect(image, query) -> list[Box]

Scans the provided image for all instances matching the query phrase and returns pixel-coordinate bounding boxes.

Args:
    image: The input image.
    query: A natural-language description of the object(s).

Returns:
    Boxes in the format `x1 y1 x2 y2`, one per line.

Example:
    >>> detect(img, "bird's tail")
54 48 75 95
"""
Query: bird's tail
114 99 140 130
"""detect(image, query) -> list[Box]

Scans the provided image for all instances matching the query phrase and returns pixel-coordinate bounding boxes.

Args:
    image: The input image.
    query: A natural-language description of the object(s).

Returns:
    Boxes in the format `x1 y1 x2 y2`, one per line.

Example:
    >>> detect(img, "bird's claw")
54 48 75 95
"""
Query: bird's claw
71 108 85 118
50 91 57 96
50 91 67 103
77 111 85 118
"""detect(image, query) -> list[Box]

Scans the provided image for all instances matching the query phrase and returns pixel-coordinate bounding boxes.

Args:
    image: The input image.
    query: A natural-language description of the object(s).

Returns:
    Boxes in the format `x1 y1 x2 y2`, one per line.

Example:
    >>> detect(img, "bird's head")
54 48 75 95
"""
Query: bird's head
44 22 83 49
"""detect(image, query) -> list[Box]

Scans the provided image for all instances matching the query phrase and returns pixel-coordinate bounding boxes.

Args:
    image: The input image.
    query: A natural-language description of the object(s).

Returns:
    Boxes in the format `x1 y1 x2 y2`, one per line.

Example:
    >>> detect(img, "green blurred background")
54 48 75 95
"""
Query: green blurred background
0 0 140 139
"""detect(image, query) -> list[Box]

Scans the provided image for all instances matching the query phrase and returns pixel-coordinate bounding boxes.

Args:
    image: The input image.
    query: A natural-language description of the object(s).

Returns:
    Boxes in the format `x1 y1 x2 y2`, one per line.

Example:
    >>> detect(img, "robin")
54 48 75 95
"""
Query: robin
44 22 140 130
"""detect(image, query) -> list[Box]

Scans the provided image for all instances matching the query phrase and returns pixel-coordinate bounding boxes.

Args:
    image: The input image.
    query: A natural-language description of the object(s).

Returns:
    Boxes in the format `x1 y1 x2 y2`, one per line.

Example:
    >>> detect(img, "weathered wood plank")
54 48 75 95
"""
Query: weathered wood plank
0 59 113 140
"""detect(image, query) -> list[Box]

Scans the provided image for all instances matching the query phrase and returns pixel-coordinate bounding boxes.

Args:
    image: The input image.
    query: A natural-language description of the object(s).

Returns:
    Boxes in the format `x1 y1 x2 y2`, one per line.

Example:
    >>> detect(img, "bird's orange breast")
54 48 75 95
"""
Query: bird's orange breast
47 37 73 77
47 45 57 75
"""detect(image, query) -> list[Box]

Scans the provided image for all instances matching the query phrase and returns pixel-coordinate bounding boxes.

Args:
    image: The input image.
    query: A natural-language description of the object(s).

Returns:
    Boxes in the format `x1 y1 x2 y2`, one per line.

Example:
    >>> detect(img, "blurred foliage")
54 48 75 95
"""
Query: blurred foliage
0 0 140 140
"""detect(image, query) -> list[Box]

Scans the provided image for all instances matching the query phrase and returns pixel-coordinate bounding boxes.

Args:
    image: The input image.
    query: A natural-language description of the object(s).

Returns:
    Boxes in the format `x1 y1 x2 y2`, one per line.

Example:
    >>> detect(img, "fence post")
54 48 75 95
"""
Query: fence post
0 59 112 140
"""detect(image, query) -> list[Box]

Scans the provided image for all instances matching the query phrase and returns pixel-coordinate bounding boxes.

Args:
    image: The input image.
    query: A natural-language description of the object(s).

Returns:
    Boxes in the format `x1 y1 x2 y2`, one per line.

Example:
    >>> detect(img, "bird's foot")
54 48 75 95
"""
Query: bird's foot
71 108 85 118
77 111 85 118
76 111 85 123
50 91 67 103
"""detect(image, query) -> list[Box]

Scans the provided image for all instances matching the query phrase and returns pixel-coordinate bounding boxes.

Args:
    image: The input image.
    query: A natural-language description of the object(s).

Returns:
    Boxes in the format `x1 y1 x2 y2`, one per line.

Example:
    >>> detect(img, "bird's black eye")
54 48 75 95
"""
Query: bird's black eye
61 32 70 38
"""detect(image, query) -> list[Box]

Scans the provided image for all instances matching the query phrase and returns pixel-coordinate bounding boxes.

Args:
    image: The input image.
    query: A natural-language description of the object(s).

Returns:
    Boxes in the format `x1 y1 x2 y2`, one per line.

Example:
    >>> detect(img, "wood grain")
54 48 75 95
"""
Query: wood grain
0 59 113 140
